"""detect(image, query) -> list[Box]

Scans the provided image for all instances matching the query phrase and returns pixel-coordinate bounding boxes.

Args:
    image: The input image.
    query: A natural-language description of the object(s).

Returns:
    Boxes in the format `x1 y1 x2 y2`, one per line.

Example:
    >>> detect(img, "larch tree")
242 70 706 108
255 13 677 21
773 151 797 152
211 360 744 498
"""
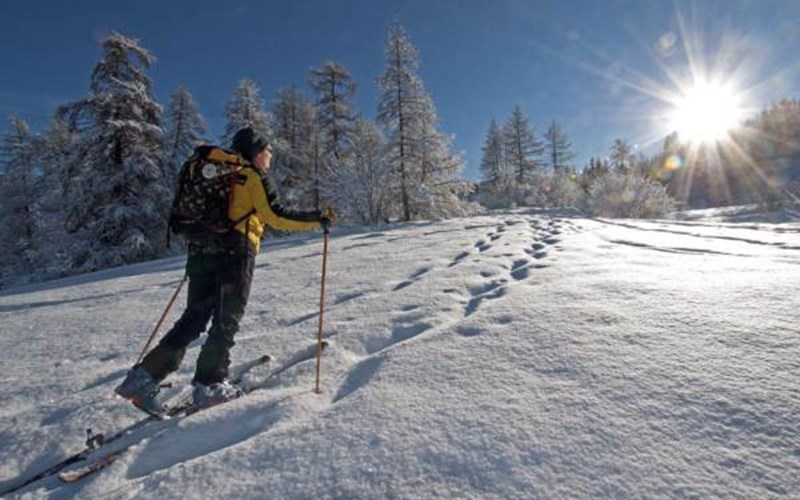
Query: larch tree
308 60 358 209
271 85 317 210
503 105 542 182
609 138 633 174
480 119 507 186
378 23 467 220
544 120 576 172
0 116 38 278
377 23 429 221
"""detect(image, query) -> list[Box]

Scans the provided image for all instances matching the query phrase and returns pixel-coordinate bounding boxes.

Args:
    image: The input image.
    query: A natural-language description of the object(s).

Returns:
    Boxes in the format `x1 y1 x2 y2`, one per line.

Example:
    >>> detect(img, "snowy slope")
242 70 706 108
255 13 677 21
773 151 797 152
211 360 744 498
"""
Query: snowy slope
1 209 798 499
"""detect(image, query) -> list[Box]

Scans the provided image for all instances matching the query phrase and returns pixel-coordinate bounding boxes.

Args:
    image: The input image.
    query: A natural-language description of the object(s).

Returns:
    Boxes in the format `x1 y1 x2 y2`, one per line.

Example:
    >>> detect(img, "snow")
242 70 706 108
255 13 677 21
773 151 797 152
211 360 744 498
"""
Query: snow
1 208 799 498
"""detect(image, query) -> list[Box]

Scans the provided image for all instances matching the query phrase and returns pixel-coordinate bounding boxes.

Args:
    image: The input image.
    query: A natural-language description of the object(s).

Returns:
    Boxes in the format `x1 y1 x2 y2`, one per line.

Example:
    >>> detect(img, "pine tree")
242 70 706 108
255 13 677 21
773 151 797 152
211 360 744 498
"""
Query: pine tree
544 120 575 172
0 117 38 278
58 32 168 272
163 86 206 187
503 106 542 182
271 86 317 209
222 78 272 147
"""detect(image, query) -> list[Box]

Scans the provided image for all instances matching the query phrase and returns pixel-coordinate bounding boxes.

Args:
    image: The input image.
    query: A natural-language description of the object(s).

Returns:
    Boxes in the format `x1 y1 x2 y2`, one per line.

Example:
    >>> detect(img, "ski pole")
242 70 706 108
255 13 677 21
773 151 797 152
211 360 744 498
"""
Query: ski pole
135 273 187 365
314 225 330 394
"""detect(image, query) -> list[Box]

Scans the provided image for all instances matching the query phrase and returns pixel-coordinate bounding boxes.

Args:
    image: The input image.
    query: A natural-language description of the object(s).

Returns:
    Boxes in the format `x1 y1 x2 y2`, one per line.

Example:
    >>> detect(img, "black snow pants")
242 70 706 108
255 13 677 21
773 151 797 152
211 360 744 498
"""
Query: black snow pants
140 244 255 385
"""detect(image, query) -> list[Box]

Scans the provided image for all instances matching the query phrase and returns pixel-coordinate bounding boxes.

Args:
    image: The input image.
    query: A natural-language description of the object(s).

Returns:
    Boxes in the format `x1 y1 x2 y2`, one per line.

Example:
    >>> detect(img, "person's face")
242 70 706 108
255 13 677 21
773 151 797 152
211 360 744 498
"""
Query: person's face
253 145 273 171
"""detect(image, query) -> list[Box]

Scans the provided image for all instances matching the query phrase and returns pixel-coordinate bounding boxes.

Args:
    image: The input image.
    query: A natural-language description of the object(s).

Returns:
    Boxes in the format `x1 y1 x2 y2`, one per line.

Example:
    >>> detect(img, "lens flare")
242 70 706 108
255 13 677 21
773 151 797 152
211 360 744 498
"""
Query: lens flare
663 155 683 171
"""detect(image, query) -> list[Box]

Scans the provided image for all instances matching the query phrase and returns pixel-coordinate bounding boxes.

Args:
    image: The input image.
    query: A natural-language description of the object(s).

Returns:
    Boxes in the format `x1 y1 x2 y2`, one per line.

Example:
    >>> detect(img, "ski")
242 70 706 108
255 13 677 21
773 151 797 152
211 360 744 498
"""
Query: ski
57 451 126 484
183 341 327 415
0 352 271 496
55 342 327 484
121 353 273 419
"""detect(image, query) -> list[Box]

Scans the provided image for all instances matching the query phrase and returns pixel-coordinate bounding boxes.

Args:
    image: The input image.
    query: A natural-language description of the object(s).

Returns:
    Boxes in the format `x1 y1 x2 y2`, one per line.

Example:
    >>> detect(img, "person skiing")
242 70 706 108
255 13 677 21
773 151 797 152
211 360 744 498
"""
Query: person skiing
115 126 334 413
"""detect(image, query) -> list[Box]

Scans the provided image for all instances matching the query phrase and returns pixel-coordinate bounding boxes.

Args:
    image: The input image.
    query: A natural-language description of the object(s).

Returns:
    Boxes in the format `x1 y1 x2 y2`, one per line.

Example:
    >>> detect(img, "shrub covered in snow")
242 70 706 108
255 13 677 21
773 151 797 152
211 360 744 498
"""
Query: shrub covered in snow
587 171 676 218
478 171 585 211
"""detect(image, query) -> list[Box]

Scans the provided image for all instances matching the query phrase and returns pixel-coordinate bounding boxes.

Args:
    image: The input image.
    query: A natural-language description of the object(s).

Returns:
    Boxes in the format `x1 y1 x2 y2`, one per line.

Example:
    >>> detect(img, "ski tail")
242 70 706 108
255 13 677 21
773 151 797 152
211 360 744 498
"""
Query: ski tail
52 344 323 486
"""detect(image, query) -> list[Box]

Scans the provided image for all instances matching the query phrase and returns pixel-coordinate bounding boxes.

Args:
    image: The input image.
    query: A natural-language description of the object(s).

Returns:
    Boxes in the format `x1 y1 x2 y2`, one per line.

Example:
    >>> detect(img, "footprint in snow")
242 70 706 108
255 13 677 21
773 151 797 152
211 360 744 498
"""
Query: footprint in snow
456 325 484 337
464 286 506 317
525 247 548 259
333 291 366 305
448 251 470 267
510 259 531 281
393 280 414 291
393 267 430 291
475 240 492 252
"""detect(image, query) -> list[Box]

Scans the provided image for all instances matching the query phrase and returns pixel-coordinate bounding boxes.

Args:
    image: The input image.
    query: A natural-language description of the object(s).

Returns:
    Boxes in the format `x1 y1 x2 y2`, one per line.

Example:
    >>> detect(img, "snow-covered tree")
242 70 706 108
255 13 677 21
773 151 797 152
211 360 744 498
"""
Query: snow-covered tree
222 78 272 147
378 23 469 220
0 116 38 278
33 114 78 277
58 32 168 272
580 157 611 193
411 94 472 219
377 23 429 221
271 86 317 210
162 86 206 187
322 118 391 224
309 60 358 163
544 120 576 172
503 105 542 182
609 138 633 174
39 115 78 202
480 119 507 186
309 60 358 210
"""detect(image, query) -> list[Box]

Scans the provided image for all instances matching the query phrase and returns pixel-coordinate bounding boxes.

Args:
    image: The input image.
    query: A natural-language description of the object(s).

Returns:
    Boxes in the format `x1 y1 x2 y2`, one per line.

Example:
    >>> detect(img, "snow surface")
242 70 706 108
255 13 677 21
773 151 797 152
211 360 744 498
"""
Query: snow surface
1 208 798 499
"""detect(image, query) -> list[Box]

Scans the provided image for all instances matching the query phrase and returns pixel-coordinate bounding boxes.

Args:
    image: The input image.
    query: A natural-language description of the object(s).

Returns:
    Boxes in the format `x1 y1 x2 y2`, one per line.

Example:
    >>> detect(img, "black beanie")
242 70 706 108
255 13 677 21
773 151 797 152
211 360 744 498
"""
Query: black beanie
231 127 269 161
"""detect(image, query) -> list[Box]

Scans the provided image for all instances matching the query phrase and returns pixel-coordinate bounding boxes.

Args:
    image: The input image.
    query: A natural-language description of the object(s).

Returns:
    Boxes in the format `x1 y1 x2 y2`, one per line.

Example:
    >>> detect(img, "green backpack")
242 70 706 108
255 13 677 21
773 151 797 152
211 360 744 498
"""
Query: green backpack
169 145 255 237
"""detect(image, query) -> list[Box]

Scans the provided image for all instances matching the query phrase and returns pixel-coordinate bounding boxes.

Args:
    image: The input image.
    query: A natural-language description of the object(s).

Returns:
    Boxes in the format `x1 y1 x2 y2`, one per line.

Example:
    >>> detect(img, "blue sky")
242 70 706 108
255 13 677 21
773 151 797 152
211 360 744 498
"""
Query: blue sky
1 0 799 179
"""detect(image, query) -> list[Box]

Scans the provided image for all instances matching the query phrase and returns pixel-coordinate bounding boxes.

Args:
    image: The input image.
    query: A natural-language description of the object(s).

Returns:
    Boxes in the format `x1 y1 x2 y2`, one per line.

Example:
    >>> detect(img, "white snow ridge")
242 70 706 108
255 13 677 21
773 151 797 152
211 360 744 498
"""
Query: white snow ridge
1 208 798 499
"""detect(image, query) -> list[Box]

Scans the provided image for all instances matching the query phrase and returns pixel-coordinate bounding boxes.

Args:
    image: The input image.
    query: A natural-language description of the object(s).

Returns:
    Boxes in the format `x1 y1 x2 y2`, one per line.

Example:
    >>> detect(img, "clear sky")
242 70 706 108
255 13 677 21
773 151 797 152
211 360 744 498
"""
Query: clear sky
1 0 798 179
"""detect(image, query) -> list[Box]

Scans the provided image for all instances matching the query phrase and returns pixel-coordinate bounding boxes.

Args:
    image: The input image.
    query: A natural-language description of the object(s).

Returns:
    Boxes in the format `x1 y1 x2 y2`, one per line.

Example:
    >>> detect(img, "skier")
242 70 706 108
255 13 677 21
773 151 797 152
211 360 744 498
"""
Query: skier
116 127 334 413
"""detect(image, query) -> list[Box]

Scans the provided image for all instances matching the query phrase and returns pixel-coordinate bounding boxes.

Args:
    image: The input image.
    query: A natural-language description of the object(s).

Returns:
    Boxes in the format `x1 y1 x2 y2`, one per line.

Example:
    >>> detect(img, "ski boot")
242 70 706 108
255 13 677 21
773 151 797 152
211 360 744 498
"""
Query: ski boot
191 380 243 411
114 366 166 418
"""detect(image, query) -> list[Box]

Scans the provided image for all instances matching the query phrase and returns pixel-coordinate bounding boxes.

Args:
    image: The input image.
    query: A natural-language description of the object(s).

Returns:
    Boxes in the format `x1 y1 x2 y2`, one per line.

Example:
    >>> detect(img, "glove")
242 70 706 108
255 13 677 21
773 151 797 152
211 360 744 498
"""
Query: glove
320 207 337 233
321 206 337 222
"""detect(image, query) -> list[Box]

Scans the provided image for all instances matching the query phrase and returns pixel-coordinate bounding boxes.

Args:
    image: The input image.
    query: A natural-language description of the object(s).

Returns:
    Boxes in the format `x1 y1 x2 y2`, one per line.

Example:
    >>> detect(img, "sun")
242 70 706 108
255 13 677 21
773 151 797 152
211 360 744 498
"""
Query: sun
668 80 745 145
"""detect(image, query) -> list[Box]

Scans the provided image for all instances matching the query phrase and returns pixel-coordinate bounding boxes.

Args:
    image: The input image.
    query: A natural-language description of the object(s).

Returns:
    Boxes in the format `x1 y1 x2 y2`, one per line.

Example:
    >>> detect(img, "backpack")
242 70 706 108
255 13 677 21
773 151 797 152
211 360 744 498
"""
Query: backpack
168 145 255 238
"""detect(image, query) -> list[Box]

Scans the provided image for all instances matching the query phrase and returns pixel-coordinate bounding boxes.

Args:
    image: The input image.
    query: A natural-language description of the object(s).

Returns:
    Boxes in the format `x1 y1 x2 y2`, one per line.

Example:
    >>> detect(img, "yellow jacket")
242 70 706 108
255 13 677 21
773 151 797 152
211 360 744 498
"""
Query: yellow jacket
202 149 319 252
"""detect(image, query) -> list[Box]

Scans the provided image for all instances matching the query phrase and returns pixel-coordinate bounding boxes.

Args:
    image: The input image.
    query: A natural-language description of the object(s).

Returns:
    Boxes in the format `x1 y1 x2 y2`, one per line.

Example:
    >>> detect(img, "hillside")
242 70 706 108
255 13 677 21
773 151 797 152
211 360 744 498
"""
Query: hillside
1 209 798 498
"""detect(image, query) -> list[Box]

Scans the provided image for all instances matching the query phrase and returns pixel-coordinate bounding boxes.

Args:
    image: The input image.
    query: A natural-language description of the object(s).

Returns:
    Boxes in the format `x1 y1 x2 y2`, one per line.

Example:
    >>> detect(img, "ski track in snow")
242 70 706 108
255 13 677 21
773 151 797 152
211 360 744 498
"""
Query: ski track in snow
0 208 799 498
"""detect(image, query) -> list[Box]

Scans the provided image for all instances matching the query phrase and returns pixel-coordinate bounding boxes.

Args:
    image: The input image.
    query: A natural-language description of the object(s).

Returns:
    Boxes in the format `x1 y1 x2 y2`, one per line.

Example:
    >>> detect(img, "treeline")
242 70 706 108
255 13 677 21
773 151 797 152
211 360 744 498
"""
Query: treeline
479 101 800 216
0 24 473 286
